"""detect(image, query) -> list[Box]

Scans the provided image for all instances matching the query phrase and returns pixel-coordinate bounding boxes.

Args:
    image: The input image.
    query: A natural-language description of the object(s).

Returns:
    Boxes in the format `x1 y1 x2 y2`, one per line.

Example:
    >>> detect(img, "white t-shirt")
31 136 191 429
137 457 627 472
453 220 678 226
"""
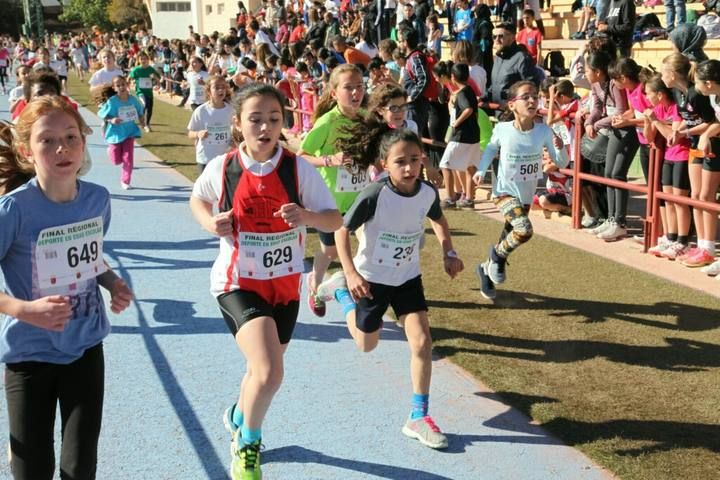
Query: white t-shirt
356 41 379 59
51 59 68 77
70 48 85 65
187 102 235 164
469 65 487 98
9 85 23 104
710 94 720 122
88 68 124 87
254 30 280 56
192 143 338 296
186 70 209 105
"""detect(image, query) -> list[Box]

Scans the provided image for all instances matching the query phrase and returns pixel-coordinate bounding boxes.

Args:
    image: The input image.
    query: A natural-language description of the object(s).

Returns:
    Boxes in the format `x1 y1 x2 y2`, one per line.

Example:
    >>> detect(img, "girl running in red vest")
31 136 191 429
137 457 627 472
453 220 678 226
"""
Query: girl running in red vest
189 84 341 480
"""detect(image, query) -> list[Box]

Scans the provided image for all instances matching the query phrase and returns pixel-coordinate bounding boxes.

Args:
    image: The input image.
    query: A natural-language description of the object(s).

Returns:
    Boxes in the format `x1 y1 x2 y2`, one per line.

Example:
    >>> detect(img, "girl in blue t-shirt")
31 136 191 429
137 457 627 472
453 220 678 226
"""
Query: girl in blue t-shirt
0 96 133 480
97 75 145 190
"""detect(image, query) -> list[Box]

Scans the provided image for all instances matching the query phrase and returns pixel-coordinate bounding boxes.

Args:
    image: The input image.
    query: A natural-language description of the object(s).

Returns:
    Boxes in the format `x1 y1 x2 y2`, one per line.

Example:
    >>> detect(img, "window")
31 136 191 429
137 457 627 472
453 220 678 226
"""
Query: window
157 2 191 12
218 3 224 14
206 4 212 14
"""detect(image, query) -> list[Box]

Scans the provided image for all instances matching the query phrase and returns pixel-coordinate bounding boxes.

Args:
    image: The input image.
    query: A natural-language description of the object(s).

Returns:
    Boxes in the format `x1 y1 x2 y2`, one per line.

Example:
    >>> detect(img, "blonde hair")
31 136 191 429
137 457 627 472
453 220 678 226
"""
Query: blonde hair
312 64 363 123
0 97 88 194
663 52 695 83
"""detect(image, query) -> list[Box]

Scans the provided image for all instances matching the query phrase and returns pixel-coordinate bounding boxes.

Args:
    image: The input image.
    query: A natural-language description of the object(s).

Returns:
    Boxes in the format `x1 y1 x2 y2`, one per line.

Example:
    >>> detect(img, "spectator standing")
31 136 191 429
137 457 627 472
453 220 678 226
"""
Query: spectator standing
597 0 635 58
488 23 538 107
516 9 543 65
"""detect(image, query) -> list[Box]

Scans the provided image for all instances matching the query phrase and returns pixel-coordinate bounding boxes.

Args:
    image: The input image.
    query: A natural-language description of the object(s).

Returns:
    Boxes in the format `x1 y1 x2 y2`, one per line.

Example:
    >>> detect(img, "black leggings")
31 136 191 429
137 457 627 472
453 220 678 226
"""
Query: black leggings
605 127 640 225
143 95 154 127
0 66 7 88
427 100 450 168
5 343 105 480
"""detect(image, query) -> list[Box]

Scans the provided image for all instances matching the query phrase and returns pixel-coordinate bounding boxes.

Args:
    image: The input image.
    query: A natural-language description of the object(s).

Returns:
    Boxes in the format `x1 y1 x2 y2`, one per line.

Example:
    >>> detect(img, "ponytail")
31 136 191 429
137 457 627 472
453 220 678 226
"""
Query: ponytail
312 64 362 124
0 122 33 195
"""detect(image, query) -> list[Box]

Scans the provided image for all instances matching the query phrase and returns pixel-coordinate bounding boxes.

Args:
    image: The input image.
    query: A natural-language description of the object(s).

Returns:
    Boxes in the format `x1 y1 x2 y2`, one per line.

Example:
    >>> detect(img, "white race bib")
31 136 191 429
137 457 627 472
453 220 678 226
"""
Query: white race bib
35 217 106 289
335 167 369 193
237 228 305 280
118 105 138 123
504 152 543 182
552 122 571 146
372 230 423 267
138 77 152 89
206 125 231 146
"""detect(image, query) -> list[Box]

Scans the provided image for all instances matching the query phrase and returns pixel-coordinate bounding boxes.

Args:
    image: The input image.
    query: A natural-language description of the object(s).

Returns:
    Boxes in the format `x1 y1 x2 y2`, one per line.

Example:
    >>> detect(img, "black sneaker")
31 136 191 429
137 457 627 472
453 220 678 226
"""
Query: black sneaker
476 263 496 300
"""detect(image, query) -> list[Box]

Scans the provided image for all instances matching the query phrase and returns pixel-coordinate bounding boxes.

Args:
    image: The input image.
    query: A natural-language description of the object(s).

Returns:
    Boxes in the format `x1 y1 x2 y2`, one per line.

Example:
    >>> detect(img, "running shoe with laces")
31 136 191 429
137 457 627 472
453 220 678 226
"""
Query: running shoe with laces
700 259 720 276
316 270 347 303
676 246 698 262
485 246 507 284
597 222 626 241
648 236 672 256
587 218 612 235
231 435 262 480
581 215 599 229
660 242 690 260
475 263 496 300
402 416 448 449
440 198 456 209
682 248 716 267
456 198 475 208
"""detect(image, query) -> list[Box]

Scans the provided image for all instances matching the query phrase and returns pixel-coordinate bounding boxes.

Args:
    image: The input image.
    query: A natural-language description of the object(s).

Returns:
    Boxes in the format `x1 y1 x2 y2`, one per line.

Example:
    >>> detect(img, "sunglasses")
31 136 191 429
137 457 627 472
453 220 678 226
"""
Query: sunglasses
386 104 409 113
492 34 506 40
510 94 539 102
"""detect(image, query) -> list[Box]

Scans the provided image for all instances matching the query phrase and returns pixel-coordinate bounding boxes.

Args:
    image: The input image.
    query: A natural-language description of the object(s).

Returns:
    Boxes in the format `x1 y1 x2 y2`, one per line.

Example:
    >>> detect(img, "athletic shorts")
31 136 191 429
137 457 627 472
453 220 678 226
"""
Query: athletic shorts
662 160 691 191
216 289 299 344
537 190 569 206
318 230 336 247
355 275 428 334
58 75 67 82
704 137 720 172
439 141 481 171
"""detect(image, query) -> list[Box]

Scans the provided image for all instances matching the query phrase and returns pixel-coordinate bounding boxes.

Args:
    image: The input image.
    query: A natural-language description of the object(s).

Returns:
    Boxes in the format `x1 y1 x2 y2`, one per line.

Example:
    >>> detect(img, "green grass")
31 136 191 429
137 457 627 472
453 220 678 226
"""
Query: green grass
69 74 720 480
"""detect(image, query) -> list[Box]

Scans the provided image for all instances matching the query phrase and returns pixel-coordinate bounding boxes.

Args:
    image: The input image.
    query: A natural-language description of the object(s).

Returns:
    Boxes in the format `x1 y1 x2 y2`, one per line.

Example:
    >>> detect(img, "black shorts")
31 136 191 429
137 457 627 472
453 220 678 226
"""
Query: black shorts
217 289 299 344
355 275 428 333
704 137 720 172
58 75 67 82
318 230 336 247
662 160 691 191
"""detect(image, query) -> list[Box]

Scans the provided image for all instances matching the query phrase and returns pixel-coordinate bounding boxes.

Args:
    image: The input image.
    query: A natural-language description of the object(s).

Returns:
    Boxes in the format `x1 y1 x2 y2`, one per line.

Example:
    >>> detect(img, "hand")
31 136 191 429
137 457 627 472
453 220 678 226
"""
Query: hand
597 22 608 32
16 295 72 332
548 84 557 99
699 133 715 158
273 203 309 228
206 210 234 237
110 117 123 125
585 124 596 139
553 133 563 149
643 108 656 121
198 129 209 139
610 115 626 128
346 270 372 302
443 256 464 279
108 278 133 314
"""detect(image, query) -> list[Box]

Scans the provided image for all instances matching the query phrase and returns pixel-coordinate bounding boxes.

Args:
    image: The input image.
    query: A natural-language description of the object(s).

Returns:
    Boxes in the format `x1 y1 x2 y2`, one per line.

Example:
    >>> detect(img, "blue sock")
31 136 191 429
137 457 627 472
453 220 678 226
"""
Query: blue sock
231 405 244 429
240 426 262 446
335 288 356 315
410 393 429 420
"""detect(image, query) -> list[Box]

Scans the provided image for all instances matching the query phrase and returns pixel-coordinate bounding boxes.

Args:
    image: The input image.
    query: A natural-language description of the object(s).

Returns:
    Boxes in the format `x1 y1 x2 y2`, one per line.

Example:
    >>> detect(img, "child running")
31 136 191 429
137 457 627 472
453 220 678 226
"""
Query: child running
128 51 161 133
0 96 133 480
367 82 418 134
189 84 341 480
315 124 464 450
296 64 370 317
97 75 145 190
187 75 234 174
473 81 565 300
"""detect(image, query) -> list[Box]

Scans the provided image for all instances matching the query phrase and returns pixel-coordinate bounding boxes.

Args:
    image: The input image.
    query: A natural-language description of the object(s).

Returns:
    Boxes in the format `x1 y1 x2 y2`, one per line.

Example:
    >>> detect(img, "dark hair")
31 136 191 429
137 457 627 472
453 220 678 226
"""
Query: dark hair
695 59 720 82
433 60 453 78
295 60 309 74
522 8 535 16
587 51 613 78
451 63 470 83
23 70 62 101
499 80 538 121
337 114 421 170
240 57 257 70
231 84 287 143
610 57 648 83
400 27 419 49
495 21 517 35
367 82 407 118
586 36 617 62
368 56 384 71
644 73 673 99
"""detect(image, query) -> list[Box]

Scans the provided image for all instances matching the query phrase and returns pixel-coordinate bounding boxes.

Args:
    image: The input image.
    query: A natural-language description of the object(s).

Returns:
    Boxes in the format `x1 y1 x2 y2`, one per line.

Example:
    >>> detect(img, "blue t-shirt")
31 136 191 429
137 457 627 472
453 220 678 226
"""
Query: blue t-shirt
0 178 112 364
454 9 473 41
98 95 144 144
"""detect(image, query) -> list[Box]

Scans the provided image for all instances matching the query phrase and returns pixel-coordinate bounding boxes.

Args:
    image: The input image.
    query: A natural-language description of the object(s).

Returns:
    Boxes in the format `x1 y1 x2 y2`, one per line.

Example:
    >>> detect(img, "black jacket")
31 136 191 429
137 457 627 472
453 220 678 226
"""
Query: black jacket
489 43 537 104
606 0 636 48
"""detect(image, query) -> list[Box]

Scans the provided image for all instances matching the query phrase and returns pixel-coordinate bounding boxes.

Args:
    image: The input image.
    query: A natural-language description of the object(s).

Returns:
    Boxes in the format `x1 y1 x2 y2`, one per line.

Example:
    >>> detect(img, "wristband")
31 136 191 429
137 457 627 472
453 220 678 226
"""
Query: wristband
444 249 458 259
323 155 331 167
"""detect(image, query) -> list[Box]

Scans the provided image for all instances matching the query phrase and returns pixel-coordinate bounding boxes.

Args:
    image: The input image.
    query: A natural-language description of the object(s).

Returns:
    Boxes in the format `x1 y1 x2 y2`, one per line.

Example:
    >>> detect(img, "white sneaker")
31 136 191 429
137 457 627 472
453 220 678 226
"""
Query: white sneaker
316 270 347 302
648 236 672 256
700 259 720 276
588 219 612 235
597 221 626 241
661 242 690 260
121 182 131 190
144 126 151 133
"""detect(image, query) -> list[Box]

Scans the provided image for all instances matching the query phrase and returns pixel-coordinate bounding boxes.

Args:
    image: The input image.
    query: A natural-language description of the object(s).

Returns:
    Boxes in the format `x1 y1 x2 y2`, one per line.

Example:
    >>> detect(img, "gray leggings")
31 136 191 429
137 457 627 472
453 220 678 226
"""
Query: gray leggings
605 128 640 225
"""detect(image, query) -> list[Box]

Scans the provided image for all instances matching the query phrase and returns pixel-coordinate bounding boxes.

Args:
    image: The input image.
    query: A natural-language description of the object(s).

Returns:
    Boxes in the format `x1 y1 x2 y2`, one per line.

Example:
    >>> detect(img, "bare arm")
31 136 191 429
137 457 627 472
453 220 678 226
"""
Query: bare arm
428 215 464 279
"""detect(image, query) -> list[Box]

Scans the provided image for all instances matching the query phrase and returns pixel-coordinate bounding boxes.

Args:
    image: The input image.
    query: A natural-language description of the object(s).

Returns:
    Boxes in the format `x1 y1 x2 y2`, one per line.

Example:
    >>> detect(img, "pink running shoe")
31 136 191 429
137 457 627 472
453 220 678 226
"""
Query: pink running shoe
676 247 699 263
402 416 448 449
682 248 716 268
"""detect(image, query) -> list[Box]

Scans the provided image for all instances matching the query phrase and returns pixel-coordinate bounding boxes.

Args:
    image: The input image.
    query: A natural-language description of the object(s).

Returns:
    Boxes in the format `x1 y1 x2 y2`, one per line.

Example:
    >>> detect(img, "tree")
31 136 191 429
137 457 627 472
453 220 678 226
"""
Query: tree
108 0 151 29
59 0 113 30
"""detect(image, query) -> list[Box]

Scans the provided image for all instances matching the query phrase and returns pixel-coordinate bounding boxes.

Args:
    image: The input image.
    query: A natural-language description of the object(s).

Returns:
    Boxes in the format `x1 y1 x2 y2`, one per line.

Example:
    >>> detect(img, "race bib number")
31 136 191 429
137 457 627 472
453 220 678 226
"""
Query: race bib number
138 77 152 89
505 152 543 182
372 231 423 267
118 105 138 123
237 228 305 280
35 217 106 289
206 125 231 146
552 123 571 146
335 167 369 193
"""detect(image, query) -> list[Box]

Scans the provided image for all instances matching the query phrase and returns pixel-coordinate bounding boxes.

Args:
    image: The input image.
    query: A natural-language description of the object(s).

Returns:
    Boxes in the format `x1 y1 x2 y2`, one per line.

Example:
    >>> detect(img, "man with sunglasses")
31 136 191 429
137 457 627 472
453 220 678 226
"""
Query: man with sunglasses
487 22 538 111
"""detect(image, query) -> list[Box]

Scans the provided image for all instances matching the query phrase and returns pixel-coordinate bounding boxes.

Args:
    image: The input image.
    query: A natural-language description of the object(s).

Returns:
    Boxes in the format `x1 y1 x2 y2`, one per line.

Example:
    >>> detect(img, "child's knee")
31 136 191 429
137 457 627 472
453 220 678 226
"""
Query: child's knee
354 334 379 353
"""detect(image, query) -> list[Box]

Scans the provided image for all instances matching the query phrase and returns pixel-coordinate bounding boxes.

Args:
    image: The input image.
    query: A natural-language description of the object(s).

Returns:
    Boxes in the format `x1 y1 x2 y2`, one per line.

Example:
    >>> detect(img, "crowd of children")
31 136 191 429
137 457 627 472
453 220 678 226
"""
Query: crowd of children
2 3 720 478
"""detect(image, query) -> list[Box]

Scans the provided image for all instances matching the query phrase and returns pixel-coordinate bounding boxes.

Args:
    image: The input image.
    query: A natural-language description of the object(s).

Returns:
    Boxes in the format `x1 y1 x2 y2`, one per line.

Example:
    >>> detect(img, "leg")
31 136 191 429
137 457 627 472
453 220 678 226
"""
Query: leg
5 361 59 480
609 131 639 225
676 0 686 25
442 168 455 200
664 185 678 236
465 166 477 201
689 161 705 241
664 0 675 30
403 311 432 396
58 344 104 480
145 95 154 127
121 137 134 186
495 196 533 258
699 169 720 249
107 143 122 166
